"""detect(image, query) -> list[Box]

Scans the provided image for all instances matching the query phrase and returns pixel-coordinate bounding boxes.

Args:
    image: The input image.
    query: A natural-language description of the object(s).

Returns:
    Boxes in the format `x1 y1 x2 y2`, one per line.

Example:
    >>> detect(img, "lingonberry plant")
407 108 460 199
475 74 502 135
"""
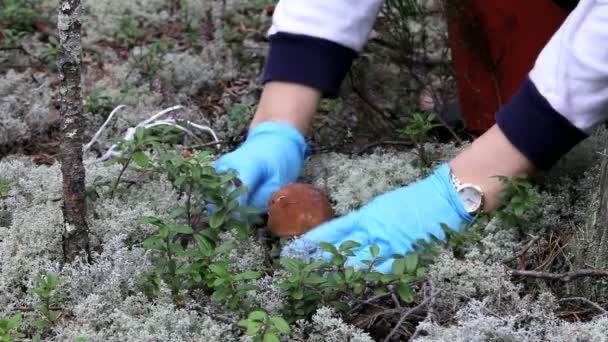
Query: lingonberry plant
0 313 25 342
397 111 445 169
0 177 16 199
28 274 67 340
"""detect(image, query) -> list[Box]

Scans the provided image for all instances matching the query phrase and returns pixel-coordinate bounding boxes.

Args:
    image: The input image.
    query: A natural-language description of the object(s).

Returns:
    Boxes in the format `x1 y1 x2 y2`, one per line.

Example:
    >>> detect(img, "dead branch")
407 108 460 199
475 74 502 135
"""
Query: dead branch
383 291 438 342
558 297 608 315
511 269 608 282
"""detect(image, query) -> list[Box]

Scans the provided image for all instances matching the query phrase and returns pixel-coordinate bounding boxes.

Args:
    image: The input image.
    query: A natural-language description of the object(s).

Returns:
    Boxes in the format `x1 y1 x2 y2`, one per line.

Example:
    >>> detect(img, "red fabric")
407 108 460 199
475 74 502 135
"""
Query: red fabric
447 1 568 133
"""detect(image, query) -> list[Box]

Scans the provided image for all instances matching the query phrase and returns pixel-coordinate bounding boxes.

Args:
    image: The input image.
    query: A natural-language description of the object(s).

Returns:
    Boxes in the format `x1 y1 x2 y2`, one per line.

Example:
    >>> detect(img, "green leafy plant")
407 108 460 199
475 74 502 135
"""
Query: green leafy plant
0 313 25 342
139 216 194 304
39 36 60 65
113 18 145 46
238 310 291 342
494 174 541 228
0 28 27 48
150 150 259 238
0 177 16 199
83 87 120 118
131 39 172 85
28 274 67 335
0 0 40 34
397 111 444 169
104 127 163 196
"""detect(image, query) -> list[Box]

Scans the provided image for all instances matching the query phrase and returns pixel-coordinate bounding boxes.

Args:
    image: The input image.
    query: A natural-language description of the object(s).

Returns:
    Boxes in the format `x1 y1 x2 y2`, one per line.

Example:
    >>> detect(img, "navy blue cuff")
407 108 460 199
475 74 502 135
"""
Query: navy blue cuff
261 32 357 98
496 77 588 170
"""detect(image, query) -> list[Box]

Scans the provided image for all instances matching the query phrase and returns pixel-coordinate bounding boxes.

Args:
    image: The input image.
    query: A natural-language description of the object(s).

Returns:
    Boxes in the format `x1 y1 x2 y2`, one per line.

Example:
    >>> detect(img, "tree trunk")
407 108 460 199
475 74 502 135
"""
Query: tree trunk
58 0 89 263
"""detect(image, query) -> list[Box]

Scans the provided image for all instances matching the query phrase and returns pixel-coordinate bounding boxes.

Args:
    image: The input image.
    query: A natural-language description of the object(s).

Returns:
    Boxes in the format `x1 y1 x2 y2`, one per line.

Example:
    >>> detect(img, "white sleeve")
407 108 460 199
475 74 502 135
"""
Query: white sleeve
529 0 608 133
267 0 384 51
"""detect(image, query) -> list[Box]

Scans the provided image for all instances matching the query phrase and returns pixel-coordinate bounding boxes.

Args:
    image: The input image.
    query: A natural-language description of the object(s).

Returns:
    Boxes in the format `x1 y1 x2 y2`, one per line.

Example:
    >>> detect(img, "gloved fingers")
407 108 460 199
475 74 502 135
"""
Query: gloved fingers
214 157 265 209
299 211 364 246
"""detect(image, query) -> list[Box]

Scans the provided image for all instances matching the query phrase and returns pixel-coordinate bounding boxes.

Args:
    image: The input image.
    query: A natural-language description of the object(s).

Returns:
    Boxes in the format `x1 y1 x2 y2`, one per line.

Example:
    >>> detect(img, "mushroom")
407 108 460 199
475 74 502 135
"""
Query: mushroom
267 183 334 237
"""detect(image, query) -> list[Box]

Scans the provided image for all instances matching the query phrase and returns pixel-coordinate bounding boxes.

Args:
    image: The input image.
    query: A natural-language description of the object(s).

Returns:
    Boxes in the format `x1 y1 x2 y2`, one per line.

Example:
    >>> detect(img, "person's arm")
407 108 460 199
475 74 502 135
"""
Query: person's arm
451 0 607 212
250 0 384 135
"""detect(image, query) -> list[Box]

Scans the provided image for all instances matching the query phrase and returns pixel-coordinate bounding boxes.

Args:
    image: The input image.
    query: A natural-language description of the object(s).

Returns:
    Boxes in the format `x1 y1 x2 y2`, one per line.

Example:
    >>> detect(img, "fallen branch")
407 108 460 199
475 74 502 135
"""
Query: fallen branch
511 269 608 282
558 297 608 315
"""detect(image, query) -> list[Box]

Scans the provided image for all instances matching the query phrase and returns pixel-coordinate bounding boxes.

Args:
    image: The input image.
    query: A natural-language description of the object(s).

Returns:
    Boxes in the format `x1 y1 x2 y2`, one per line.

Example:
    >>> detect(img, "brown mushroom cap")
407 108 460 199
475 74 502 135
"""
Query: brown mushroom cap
267 183 334 237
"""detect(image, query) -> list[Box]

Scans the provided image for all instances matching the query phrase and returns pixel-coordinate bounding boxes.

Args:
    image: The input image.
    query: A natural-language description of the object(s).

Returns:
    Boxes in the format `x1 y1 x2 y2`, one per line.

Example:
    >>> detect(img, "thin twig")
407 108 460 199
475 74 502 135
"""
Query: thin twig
350 293 392 314
186 140 229 150
511 269 608 282
558 297 608 315
383 293 437 342
502 236 540 264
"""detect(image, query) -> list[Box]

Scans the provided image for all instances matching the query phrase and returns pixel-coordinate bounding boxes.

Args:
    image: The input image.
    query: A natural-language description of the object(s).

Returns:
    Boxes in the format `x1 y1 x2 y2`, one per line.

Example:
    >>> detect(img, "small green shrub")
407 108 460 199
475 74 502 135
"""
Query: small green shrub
397 111 444 169
29 274 67 338
0 177 16 199
113 18 145 46
0 313 25 342
238 310 291 342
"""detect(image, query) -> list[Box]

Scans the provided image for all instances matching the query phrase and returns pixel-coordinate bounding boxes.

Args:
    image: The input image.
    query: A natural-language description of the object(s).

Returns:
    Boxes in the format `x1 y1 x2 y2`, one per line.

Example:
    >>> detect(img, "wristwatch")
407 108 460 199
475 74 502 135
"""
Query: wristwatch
450 170 484 215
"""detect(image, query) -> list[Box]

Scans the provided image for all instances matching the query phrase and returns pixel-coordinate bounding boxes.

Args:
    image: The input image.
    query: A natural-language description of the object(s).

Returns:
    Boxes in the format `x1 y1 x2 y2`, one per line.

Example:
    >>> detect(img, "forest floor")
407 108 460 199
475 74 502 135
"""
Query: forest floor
2 1 608 341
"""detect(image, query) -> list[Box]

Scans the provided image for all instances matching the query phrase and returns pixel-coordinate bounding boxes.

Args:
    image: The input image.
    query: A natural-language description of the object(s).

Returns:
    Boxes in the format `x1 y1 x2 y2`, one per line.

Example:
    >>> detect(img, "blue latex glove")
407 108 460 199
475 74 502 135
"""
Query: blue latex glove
282 163 475 273
214 121 309 212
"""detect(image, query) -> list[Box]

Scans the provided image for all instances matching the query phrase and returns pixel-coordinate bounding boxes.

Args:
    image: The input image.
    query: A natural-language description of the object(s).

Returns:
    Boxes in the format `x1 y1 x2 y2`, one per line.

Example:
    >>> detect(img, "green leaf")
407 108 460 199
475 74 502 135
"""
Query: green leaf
246 321 263 336
209 264 229 278
302 260 326 273
228 185 248 202
73 337 86 342
31 319 49 329
303 276 326 285
236 284 259 292
318 242 338 255
369 244 380 259
143 235 161 249
211 287 229 301
214 243 235 256
132 151 149 167
248 310 268 321
6 313 22 330
292 288 304 300
339 240 361 251
169 207 187 219
234 271 261 281
280 258 301 274
209 210 226 229
270 317 291 335
392 258 406 275
49 310 62 320
398 283 415 303
171 224 193 234
404 253 419 274
364 272 382 282
135 127 145 143
263 331 280 342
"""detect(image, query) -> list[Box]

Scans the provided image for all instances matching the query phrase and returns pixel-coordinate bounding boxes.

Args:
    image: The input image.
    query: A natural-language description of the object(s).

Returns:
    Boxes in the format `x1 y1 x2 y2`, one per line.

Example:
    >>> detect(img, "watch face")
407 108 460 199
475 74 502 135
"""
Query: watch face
458 186 482 213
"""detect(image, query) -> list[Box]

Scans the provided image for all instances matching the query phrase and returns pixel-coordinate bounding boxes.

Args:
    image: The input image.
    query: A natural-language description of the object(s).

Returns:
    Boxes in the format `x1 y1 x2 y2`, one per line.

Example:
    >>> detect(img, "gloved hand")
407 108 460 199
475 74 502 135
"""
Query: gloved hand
282 163 475 273
214 121 309 212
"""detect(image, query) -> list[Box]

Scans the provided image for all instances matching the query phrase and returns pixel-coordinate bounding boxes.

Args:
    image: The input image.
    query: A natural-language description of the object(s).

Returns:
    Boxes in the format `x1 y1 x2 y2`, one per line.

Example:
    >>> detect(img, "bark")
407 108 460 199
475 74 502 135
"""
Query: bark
58 0 89 263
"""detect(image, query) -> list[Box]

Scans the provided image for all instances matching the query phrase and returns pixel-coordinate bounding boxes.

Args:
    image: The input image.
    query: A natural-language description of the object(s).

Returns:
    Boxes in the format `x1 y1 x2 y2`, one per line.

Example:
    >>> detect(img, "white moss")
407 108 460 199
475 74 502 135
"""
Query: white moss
301 143 463 215
0 69 53 146
292 307 374 342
